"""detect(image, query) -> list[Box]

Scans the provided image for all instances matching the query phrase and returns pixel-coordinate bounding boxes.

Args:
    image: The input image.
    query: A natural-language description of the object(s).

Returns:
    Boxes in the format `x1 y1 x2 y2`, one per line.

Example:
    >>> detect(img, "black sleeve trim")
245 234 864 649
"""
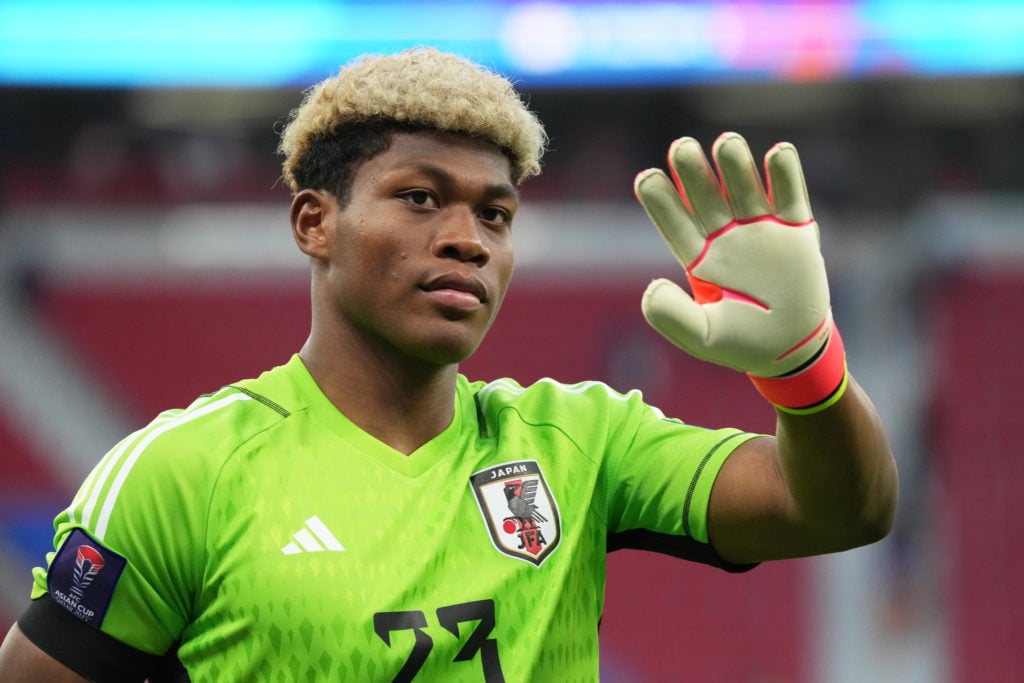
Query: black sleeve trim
607 529 758 574
18 594 167 683
681 431 747 538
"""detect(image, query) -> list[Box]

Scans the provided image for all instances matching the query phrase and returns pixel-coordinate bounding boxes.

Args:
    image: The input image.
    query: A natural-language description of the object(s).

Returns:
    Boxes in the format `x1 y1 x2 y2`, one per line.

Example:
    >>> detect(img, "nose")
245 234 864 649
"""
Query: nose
433 206 490 265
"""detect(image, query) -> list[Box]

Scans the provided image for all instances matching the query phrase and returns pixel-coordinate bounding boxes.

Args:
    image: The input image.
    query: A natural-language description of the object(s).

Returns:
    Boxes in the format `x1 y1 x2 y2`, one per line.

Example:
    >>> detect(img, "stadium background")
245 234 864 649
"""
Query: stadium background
1 1 1022 680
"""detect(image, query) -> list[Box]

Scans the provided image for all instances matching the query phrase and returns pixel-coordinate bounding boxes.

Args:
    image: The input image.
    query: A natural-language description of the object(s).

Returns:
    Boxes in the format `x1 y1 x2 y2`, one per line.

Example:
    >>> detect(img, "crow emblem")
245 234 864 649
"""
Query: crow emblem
504 479 548 523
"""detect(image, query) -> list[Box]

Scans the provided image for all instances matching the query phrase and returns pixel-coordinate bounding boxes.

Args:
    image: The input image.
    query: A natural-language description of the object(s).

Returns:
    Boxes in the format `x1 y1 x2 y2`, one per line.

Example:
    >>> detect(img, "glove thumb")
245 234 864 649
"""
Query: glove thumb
641 278 711 360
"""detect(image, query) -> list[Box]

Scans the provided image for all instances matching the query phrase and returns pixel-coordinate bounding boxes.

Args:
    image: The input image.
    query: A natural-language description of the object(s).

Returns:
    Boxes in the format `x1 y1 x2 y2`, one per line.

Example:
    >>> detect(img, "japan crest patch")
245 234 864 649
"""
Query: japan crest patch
470 460 561 566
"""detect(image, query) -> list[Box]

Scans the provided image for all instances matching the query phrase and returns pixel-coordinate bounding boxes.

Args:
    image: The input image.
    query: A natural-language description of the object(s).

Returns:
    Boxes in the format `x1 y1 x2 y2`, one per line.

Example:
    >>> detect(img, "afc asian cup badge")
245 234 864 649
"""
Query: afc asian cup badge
470 460 561 566
47 528 127 628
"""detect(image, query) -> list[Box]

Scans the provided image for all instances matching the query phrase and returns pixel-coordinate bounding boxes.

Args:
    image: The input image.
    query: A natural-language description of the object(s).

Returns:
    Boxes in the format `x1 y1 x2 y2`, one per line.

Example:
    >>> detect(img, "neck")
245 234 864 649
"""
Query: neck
298 329 460 456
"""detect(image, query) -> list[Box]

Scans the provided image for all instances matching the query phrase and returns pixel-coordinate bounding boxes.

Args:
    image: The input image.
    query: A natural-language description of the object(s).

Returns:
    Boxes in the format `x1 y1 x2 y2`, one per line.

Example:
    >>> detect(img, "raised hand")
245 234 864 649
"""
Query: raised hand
635 132 846 412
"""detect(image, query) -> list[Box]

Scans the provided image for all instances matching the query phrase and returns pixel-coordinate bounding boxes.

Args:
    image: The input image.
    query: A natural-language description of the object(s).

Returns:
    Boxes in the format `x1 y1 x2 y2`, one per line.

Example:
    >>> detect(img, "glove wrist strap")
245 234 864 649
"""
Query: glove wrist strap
747 325 848 414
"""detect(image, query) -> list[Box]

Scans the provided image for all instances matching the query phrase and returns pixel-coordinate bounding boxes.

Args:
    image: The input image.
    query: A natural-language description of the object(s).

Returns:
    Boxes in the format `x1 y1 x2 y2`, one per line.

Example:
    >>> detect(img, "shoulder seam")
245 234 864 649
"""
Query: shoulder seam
197 407 298 614
227 385 291 417
472 391 489 438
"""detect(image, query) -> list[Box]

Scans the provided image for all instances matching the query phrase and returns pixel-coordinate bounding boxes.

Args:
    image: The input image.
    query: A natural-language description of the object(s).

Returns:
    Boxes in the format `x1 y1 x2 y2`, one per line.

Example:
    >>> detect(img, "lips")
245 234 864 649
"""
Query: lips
422 273 488 303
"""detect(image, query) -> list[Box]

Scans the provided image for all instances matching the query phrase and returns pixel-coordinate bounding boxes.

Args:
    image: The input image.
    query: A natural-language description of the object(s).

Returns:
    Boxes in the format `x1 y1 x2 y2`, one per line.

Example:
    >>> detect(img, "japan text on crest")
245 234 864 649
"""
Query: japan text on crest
470 460 561 566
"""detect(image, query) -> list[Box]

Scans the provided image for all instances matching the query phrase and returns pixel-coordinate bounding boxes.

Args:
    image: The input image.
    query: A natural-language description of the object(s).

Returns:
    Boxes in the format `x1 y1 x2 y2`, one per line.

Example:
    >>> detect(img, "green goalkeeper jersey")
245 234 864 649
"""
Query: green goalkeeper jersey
28 354 758 682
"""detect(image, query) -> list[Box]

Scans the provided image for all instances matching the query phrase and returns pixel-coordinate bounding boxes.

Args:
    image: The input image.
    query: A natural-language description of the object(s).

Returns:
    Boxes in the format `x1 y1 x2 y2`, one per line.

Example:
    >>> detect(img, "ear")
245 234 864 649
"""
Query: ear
290 189 334 260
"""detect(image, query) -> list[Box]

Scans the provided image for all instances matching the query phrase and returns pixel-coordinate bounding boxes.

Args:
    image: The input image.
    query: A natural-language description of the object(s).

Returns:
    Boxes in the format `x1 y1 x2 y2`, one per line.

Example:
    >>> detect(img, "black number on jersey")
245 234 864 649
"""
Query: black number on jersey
373 599 505 682
437 600 502 679
372 610 432 682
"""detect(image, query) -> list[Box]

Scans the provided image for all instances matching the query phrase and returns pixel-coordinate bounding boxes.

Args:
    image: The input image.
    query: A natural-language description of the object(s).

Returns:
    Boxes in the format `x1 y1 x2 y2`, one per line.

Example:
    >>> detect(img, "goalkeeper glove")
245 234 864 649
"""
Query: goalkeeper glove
634 132 847 414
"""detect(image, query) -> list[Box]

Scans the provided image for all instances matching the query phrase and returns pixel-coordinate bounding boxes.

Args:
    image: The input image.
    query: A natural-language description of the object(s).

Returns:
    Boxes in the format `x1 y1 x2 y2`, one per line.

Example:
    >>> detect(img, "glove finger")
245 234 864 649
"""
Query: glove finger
667 137 732 235
641 278 710 355
764 142 813 224
712 132 772 219
634 168 705 264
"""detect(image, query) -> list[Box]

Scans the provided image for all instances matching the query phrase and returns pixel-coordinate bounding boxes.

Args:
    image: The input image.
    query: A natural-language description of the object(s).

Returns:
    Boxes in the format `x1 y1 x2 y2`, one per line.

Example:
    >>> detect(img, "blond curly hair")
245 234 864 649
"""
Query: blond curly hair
279 47 547 191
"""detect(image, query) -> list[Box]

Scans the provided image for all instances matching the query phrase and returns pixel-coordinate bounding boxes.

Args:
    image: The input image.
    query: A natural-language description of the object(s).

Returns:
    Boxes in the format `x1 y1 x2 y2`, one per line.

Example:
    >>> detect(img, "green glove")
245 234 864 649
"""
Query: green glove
634 132 847 413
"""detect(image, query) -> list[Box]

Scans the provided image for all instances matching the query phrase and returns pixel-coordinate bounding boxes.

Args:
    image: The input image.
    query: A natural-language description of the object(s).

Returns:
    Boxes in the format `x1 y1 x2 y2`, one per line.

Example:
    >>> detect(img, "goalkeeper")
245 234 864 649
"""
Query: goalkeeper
0 48 897 681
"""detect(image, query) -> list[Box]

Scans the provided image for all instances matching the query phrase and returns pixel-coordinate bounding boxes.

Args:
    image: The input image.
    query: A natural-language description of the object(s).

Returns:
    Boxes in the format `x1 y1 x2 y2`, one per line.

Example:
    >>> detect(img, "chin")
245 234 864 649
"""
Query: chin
406 318 492 366
416 340 481 366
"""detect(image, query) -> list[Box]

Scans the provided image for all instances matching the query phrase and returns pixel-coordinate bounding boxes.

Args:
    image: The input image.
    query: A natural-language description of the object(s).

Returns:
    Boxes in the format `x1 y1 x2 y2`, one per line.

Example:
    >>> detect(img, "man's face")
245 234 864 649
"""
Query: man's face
315 130 519 366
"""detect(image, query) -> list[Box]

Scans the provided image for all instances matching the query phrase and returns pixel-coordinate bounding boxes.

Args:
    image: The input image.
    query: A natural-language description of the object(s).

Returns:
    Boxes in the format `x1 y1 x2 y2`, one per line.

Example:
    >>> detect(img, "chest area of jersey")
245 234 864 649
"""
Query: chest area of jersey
189 439 605 681
210 422 601 571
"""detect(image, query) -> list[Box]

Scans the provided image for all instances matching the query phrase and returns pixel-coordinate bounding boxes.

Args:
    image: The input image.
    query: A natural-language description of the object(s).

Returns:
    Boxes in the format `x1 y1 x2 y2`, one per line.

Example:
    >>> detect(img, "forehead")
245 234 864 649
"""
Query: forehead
361 130 516 188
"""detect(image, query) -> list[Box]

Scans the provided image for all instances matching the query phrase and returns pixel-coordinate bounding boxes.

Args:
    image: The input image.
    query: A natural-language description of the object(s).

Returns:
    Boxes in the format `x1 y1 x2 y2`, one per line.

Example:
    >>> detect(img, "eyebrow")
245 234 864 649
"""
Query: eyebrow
407 162 519 201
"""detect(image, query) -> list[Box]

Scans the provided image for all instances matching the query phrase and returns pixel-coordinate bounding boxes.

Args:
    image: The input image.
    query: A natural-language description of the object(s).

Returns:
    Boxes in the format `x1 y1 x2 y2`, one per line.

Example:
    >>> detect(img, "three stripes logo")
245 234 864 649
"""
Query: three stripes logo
281 515 345 555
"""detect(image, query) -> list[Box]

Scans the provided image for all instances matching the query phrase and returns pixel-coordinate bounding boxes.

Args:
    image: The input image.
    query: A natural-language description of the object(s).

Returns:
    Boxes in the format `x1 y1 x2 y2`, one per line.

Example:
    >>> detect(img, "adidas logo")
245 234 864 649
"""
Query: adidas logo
281 515 345 555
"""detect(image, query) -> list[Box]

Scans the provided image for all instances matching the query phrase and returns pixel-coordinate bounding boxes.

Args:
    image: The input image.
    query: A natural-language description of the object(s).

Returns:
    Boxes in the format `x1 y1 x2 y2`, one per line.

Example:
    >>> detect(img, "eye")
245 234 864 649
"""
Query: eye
480 206 512 226
399 190 438 208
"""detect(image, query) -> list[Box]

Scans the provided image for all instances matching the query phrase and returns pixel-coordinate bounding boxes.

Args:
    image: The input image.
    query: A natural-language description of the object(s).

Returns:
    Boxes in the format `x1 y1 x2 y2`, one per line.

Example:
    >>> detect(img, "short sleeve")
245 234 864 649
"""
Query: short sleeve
28 389 254 656
602 393 761 545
